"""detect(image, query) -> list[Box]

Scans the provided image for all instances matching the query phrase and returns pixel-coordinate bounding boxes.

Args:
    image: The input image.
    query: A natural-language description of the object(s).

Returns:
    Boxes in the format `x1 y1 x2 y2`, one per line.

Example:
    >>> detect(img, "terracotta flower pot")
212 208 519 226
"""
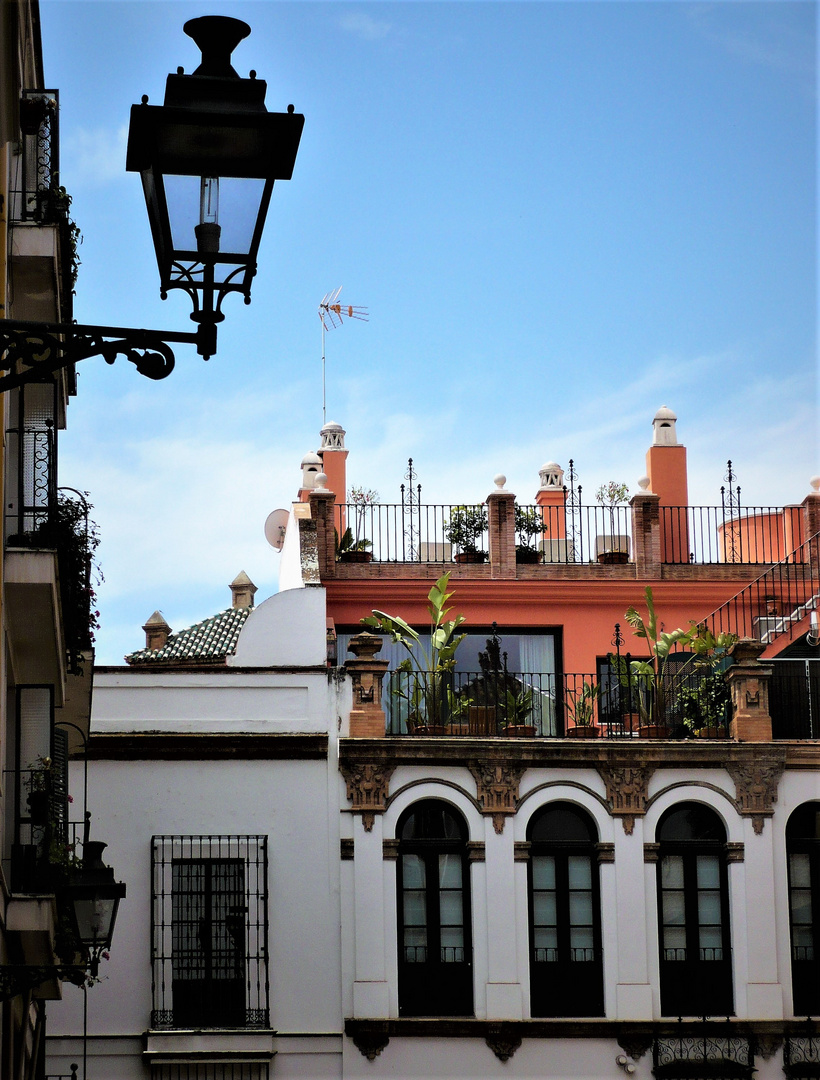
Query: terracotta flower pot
567 725 600 738
338 550 372 563
505 724 537 737
454 551 488 564
639 724 671 739
597 551 629 565
696 726 727 739
515 548 541 564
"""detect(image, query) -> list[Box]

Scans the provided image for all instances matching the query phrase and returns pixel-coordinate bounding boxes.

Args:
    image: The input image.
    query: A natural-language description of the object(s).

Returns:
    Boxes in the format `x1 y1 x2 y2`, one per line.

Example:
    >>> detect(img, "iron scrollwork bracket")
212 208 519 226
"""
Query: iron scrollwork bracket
0 320 203 391
0 963 89 1001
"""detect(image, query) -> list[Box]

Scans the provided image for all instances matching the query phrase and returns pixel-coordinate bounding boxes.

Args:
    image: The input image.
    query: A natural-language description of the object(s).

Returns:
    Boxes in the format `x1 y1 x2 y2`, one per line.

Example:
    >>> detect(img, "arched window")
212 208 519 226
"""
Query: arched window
657 802 732 1017
786 802 820 1016
396 800 473 1016
527 802 604 1017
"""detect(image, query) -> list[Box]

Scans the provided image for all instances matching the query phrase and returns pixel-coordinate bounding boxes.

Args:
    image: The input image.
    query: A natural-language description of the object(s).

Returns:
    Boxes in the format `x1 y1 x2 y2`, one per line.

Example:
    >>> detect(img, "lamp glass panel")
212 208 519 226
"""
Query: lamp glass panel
164 174 265 257
73 896 116 947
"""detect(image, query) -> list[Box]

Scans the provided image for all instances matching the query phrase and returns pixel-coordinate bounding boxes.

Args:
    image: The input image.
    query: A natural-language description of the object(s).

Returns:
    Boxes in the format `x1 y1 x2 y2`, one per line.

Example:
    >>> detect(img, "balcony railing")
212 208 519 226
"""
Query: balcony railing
659 505 798 564
333 500 807 567
334 502 632 564
384 667 732 738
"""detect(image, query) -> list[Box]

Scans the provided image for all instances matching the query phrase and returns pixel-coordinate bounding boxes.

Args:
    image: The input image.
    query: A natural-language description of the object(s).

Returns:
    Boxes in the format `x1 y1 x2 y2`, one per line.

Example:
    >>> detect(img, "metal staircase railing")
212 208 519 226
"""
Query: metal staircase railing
701 532 820 652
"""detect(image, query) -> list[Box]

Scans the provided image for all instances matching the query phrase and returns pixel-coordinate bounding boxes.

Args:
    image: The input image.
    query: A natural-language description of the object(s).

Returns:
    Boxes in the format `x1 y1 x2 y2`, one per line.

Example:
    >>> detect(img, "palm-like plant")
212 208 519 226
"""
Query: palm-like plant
611 587 736 729
361 572 466 730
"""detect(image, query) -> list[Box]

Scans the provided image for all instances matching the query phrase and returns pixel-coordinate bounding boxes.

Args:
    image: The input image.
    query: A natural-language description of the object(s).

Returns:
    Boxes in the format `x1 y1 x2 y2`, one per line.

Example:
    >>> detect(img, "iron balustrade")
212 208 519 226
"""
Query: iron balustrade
151 1067 269 1080
151 835 269 1030
700 532 820 649
383 666 730 738
769 660 820 740
660 505 798 564
333 502 634 564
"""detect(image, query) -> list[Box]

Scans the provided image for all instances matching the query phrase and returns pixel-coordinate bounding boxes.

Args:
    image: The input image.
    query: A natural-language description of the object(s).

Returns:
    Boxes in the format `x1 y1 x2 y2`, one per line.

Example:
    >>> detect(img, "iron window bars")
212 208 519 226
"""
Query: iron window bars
151 835 269 1029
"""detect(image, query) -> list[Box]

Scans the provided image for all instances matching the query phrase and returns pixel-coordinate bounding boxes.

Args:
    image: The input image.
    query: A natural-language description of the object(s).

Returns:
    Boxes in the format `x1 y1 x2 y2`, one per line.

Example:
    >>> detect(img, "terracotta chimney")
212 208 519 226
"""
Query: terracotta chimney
230 571 257 610
143 611 171 652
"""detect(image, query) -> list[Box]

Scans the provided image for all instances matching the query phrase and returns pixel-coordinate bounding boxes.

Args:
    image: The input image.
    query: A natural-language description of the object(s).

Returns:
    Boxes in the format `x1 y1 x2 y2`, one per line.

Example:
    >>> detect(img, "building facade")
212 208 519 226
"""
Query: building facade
45 413 819 1079
1 3 100 1077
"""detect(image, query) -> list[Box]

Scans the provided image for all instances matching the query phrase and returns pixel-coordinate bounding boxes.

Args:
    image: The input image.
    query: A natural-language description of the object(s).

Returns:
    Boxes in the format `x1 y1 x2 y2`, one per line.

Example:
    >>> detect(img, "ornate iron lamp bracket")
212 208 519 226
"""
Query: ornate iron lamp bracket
0 320 203 391
0 963 90 1001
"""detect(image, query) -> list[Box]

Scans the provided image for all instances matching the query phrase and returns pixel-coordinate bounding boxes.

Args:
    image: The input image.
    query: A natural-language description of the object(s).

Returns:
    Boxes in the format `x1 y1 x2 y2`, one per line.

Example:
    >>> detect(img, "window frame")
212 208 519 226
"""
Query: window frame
786 802 820 1017
527 801 604 1018
656 803 733 1017
395 799 474 1018
151 834 269 1030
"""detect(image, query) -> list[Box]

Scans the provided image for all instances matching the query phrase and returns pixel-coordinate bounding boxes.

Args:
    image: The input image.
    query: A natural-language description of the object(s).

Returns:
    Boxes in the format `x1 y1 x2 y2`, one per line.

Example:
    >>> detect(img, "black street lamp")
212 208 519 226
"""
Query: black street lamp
65 840 126 977
0 16 303 389
126 15 304 359
0 832 126 1000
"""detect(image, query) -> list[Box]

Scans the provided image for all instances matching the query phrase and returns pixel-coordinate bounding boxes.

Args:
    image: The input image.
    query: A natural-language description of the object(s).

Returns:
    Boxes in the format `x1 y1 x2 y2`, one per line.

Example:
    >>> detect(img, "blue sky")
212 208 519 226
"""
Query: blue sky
41 1 816 663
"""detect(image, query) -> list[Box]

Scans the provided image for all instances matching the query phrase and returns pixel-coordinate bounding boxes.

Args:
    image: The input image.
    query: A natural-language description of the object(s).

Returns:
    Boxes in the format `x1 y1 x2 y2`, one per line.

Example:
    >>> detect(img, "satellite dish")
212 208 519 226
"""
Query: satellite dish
264 509 289 552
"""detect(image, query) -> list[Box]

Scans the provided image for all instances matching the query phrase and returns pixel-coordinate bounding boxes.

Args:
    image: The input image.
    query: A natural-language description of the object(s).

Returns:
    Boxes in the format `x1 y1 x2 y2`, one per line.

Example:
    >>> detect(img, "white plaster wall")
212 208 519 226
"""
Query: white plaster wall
92 670 335 734
229 586 327 667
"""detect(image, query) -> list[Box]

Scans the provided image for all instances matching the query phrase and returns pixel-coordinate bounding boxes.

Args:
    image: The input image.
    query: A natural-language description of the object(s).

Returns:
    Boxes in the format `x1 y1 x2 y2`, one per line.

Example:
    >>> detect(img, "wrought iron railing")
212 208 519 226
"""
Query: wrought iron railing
384 665 731 738
13 90 60 224
151 835 269 1030
769 660 820 740
5 425 56 543
659 505 799 564
332 497 812 567
333 502 633 564
700 532 819 649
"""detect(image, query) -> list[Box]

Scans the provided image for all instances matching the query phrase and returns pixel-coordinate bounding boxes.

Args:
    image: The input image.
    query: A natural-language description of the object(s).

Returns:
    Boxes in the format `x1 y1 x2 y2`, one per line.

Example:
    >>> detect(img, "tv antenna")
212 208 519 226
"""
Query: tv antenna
318 287 368 424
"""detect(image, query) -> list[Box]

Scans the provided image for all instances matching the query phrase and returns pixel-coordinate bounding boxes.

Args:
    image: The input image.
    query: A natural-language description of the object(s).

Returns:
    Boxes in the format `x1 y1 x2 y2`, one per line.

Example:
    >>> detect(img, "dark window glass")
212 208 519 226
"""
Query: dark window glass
396 800 473 1016
657 803 733 1016
528 803 604 1017
786 802 820 1015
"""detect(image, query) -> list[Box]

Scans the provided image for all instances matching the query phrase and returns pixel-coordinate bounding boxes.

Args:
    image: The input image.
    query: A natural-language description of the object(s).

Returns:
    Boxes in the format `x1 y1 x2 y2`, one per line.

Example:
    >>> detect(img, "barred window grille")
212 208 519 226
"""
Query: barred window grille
151 836 269 1029
152 1064 269 1080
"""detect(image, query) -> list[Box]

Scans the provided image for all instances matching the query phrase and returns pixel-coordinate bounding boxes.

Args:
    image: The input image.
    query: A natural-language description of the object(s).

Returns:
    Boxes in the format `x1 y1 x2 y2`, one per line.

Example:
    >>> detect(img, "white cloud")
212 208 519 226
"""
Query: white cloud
338 11 391 42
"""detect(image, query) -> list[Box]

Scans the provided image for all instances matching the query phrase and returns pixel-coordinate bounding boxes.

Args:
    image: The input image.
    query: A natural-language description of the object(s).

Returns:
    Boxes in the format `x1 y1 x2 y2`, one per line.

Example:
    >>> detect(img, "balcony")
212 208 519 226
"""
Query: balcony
383 666 734 740
330 500 809 568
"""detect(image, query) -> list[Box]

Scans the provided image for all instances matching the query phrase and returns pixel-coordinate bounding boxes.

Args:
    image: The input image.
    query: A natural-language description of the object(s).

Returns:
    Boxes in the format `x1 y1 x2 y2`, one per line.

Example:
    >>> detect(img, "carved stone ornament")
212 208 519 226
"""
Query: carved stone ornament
468 761 525 834
755 1033 783 1060
617 1030 654 1062
597 763 655 834
351 1029 390 1062
725 842 745 863
726 753 785 834
340 761 395 832
486 1024 522 1062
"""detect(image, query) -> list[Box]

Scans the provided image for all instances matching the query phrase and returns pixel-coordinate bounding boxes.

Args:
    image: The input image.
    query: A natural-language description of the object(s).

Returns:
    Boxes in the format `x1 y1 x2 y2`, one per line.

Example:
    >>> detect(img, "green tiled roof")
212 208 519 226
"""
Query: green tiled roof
125 606 251 665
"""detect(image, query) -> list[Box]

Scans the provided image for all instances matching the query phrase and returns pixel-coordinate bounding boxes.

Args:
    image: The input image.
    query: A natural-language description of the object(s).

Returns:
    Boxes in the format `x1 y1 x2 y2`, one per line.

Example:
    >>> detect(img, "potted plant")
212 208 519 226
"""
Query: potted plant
336 526 373 562
564 680 601 737
515 505 543 564
595 481 630 563
679 671 731 738
444 505 488 563
502 684 537 736
338 485 378 561
361 572 466 733
611 588 737 737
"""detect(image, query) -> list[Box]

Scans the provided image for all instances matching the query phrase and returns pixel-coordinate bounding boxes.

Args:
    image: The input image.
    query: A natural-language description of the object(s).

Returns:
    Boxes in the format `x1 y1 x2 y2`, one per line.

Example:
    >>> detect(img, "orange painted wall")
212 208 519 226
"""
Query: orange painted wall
326 576 745 676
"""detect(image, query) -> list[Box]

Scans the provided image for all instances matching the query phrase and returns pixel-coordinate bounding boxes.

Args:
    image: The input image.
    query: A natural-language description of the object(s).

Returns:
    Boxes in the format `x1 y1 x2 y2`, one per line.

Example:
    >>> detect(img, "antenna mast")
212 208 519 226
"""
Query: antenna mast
318 288 368 424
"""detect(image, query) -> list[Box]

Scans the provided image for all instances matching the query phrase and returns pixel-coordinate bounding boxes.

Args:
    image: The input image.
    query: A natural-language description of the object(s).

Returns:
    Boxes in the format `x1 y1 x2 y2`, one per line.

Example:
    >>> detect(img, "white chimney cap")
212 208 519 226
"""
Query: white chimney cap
654 405 677 422
301 451 322 468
